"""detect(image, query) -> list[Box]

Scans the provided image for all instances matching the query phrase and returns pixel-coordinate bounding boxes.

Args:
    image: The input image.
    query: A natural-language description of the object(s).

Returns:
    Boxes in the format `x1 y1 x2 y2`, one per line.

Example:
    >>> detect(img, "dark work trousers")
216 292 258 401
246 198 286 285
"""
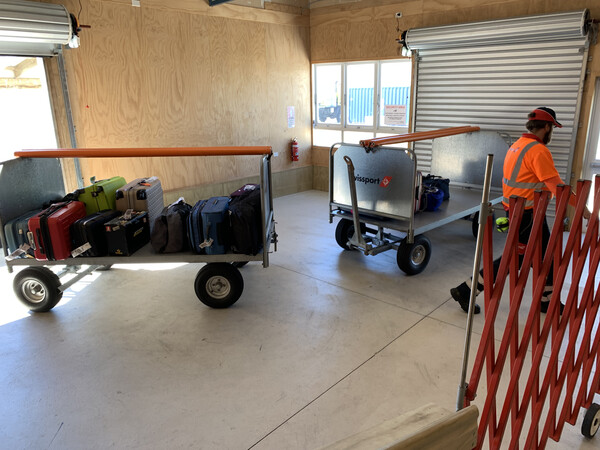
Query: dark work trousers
478 208 553 292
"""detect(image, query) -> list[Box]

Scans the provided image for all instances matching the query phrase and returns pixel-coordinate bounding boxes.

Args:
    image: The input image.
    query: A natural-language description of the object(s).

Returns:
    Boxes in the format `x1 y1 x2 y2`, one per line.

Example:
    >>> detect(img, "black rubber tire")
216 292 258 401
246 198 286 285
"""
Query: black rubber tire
194 263 244 308
231 261 248 268
397 235 431 275
335 219 366 251
582 403 600 438
13 266 62 312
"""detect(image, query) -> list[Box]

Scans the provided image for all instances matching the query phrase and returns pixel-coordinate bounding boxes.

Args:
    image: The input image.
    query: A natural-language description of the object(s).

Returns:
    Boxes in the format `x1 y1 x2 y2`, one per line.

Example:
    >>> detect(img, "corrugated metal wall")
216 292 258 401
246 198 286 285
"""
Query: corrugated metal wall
406 10 591 187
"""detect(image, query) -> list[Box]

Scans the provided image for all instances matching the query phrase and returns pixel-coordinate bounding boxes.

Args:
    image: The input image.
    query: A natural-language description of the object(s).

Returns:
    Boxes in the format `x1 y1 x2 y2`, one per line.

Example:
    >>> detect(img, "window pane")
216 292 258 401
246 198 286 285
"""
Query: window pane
313 128 341 147
315 64 341 125
343 131 374 145
376 132 409 149
347 63 374 126
0 56 57 161
380 60 411 128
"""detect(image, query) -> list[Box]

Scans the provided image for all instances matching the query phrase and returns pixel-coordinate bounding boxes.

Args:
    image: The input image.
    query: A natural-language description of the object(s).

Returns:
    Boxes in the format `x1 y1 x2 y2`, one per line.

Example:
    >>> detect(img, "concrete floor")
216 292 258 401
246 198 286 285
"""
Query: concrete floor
0 190 599 449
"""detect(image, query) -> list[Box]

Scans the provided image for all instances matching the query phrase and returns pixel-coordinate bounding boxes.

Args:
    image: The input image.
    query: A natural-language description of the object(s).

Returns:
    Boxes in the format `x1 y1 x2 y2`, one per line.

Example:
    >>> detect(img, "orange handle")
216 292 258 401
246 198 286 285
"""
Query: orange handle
15 146 272 158
359 126 480 148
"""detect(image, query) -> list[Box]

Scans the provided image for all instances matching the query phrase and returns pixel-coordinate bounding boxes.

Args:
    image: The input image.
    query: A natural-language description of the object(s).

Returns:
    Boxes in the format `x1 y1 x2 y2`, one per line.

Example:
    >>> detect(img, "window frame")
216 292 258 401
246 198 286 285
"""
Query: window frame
312 58 412 146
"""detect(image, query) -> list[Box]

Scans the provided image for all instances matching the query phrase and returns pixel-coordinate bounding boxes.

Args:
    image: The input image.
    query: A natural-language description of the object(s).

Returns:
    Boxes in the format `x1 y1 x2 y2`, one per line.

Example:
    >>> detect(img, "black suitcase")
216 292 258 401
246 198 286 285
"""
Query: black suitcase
229 187 262 255
187 199 207 254
71 210 121 257
105 212 150 256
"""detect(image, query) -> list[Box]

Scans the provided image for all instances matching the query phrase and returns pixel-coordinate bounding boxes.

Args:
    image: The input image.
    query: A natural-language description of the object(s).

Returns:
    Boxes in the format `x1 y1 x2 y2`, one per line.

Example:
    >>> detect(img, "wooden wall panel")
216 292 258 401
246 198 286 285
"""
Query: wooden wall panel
44 0 311 194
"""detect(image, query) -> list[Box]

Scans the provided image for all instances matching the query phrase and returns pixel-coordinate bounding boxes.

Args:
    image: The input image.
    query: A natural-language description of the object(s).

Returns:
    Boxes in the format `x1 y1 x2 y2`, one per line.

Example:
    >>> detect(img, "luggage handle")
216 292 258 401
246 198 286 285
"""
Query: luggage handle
27 231 36 250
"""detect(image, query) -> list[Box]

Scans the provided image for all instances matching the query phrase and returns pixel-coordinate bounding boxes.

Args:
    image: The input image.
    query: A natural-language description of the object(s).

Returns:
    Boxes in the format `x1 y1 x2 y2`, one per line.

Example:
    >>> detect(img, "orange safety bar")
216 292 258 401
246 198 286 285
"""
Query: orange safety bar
14 146 272 158
359 126 480 148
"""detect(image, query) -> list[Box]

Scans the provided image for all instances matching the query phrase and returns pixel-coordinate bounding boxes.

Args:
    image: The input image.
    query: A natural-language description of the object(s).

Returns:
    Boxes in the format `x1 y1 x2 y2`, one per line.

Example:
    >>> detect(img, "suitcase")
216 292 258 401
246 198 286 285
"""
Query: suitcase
28 201 87 261
70 210 121 257
77 176 126 215
151 199 192 253
201 196 230 255
115 177 164 232
187 199 208 254
105 211 150 256
4 209 42 253
229 187 262 255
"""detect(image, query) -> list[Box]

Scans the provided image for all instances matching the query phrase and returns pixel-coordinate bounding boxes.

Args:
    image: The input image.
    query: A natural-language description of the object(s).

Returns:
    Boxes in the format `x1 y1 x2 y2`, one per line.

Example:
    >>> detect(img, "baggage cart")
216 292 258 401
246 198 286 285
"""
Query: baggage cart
0 146 277 312
329 127 509 275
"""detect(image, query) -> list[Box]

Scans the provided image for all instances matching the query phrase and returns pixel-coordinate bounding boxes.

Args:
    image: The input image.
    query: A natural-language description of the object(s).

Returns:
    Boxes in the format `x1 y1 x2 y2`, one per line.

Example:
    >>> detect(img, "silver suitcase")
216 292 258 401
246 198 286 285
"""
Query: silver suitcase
115 177 164 232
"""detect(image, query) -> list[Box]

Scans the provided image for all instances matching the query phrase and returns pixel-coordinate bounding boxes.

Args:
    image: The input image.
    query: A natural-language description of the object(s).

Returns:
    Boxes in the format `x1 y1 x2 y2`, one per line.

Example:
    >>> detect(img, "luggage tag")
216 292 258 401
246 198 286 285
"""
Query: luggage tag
6 244 33 261
123 209 134 220
71 242 92 258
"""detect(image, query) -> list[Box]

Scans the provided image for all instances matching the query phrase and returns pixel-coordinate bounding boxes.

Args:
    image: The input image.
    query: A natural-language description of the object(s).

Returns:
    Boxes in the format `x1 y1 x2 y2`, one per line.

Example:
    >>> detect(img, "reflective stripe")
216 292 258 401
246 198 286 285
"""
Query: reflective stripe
507 141 538 183
503 178 545 189
503 196 534 207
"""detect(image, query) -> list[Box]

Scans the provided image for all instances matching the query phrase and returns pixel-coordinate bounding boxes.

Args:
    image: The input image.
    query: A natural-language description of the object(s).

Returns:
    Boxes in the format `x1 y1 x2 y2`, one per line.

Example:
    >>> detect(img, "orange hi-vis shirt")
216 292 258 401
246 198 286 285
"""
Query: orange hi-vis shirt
502 133 561 209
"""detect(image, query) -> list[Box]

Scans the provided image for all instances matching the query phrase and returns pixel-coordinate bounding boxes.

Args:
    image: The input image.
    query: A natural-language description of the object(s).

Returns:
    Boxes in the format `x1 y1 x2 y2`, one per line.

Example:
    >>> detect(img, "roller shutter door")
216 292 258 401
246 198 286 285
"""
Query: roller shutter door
405 10 592 191
0 0 76 56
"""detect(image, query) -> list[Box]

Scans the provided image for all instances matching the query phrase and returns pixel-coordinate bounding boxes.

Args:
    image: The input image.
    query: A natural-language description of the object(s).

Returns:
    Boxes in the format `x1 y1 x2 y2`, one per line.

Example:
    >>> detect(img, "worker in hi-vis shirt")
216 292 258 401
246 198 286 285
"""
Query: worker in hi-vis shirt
451 107 591 315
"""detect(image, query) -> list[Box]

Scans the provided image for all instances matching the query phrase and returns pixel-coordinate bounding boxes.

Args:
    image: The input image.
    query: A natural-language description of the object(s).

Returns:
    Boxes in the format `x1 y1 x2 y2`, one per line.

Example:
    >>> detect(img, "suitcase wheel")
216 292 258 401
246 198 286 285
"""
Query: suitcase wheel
194 263 244 309
13 267 62 312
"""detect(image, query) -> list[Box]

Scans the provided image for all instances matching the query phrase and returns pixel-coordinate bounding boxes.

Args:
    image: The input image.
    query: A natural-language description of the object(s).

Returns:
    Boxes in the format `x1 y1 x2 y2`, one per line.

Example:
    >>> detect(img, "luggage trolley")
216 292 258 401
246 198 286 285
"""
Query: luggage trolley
0 147 277 311
329 127 510 275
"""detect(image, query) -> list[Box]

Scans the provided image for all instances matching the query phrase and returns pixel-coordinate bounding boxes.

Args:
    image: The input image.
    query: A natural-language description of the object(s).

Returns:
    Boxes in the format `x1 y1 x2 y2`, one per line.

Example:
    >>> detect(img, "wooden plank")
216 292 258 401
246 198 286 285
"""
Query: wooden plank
321 404 479 450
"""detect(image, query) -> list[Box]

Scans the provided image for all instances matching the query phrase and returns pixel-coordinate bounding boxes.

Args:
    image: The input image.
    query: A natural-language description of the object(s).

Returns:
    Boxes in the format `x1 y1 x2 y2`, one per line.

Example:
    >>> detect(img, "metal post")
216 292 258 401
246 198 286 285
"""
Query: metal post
56 51 83 188
343 155 367 249
457 153 494 411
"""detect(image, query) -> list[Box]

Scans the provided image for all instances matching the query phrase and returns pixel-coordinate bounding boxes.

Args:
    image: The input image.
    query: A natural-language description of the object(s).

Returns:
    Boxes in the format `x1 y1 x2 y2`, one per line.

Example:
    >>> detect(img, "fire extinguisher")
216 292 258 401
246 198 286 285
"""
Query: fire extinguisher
291 137 299 162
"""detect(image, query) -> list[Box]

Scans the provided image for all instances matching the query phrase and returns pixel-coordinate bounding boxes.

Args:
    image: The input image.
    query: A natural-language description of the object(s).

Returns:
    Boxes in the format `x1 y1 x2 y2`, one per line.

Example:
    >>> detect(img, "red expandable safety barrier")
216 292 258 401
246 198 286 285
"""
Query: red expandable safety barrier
465 178 600 448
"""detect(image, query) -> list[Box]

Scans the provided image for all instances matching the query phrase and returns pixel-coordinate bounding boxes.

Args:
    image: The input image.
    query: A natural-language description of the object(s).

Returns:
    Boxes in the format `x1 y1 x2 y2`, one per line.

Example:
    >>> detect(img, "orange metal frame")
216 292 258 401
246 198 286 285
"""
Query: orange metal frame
359 126 480 148
14 146 273 158
465 178 600 448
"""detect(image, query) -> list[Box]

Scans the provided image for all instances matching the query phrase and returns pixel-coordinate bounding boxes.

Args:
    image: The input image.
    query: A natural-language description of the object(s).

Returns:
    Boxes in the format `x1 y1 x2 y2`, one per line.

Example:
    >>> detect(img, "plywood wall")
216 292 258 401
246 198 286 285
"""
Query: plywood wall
309 0 600 188
46 0 311 193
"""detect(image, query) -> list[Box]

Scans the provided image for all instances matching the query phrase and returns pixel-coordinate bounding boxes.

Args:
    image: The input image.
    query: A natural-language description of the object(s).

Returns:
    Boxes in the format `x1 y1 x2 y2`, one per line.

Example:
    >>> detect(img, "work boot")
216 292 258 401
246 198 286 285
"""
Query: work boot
451 282 481 314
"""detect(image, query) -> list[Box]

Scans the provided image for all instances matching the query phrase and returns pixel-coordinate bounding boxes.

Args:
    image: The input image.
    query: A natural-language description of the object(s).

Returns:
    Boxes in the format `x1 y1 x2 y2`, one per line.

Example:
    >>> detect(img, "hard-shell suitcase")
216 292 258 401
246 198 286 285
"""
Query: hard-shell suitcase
187 199 207 254
71 210 121 257
229 187 262 255
115 177 164 231
77 176 126 215
28 201 87 261
201 196 230 255
105 211 150 256
4 209 42 253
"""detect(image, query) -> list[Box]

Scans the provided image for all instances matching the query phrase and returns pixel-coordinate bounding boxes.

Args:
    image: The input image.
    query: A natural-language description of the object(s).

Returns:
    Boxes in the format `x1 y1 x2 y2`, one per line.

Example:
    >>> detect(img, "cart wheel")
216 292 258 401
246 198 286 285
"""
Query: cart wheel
231 261 248 268
582 403 600 438
13 267 62 312
335 219 366 250
194 263 244 308
397 235 431 275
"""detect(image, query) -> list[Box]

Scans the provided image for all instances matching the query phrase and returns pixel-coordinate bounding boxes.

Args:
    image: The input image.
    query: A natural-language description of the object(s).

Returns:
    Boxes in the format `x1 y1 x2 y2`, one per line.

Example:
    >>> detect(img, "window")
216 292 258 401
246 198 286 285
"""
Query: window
312 59 412 148
0 56 57 162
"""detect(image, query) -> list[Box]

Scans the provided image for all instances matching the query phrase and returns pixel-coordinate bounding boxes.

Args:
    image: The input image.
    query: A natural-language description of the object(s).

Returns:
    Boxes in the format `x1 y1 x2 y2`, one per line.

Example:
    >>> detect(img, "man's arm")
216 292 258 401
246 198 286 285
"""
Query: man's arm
544 175 591 219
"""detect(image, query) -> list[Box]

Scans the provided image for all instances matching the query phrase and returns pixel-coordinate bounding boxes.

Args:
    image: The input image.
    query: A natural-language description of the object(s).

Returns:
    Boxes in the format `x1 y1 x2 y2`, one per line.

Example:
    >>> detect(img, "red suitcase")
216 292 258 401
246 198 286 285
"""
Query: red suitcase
28 201 87 261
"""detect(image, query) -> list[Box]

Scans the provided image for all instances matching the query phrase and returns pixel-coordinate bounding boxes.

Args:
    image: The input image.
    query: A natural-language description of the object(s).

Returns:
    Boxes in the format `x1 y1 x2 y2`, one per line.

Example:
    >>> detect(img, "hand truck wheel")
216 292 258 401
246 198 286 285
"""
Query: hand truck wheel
397 235 431 275
13 266 62 312
194 263 244 309
582 403 600 438
335 218 366 251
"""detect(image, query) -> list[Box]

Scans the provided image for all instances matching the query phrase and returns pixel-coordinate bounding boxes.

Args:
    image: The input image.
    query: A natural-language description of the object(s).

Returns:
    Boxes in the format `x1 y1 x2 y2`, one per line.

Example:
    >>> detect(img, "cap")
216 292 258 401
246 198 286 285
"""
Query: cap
528 107 562 128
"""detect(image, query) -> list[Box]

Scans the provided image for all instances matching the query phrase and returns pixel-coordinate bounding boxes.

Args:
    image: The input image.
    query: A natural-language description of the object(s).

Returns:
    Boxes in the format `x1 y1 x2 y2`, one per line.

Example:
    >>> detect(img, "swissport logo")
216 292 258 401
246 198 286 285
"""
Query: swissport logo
354 174 392 188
